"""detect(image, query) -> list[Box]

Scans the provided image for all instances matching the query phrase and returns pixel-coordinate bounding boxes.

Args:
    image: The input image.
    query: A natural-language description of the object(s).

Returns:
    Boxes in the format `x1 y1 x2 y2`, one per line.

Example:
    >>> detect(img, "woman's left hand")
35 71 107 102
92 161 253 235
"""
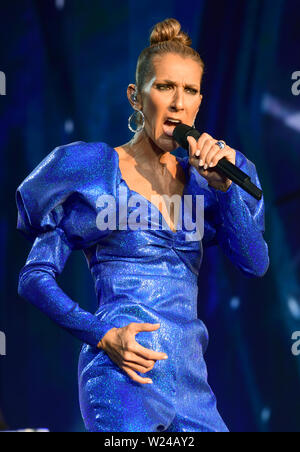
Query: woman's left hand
187 134 236 192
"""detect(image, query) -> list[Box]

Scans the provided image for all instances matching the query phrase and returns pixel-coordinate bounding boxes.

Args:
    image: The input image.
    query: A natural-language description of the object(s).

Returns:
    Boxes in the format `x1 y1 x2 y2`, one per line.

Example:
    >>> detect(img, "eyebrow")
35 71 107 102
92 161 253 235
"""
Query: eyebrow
156 79 200 90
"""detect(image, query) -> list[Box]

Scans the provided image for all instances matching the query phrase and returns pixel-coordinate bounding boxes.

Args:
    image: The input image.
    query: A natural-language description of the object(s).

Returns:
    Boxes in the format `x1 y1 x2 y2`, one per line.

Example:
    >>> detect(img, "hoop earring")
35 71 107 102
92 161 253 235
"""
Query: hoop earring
128 109 145 133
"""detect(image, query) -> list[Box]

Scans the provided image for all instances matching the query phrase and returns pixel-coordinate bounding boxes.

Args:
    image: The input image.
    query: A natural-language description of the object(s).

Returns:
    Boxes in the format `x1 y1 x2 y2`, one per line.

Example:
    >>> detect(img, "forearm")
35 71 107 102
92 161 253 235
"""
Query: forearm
212 182 269 277
18 263 116 347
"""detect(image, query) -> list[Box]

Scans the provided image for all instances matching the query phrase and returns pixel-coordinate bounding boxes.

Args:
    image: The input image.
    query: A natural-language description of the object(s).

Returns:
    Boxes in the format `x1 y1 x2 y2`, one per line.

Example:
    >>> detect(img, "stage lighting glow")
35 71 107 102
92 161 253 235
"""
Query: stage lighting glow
230 297 240 310
287 297 300 320
261 93 300 134
64 119 74 134
260 407 271 423
284 113 300 132
55 0 65 10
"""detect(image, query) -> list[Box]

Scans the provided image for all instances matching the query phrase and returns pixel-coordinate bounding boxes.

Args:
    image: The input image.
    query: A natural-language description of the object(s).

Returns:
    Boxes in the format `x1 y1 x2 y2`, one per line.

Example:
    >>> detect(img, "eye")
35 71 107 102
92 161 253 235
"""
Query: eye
156 84 198 94
185 87 198 94
156 84 172 90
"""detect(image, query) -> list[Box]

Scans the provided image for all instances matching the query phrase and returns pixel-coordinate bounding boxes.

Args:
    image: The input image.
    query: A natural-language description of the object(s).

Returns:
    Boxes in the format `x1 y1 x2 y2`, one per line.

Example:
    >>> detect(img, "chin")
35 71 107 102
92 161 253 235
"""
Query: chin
156 136 179 153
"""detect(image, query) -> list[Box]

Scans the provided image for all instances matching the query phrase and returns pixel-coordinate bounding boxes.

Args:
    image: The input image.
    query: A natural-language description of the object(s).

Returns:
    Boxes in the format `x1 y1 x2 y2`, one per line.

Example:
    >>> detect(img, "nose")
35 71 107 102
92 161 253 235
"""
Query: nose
170 88 184 111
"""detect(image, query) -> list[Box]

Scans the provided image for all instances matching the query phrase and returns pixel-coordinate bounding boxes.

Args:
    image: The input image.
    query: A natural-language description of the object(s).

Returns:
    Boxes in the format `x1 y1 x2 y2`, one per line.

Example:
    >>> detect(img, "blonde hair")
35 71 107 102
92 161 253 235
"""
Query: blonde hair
135 18 205 93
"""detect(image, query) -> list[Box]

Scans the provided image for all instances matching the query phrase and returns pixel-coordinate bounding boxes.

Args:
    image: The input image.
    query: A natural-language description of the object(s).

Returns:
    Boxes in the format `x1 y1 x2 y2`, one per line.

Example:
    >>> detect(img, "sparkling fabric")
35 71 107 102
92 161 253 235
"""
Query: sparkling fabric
16 141 269 432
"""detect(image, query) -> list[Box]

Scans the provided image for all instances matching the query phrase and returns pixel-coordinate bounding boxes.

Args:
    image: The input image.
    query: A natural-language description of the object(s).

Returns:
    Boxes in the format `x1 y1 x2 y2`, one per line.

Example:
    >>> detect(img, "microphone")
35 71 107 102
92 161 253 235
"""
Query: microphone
173 123 263 201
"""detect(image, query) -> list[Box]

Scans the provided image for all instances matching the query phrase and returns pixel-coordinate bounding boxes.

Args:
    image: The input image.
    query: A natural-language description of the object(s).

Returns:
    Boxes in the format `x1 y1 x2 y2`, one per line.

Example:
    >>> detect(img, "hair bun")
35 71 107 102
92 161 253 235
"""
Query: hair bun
149 18 192 46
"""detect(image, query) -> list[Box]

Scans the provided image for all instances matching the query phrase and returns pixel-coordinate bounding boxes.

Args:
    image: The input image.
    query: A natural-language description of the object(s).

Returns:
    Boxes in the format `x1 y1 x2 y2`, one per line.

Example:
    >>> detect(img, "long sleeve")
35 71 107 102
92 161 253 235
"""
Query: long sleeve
191 149 269 278
18 229 116 346
16 141 118 347
210 180 269 278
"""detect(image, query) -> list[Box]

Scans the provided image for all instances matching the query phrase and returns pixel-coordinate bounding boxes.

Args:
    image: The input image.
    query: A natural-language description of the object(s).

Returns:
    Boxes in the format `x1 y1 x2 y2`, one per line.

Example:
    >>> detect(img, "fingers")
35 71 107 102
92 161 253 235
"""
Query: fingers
187 133 212 164
122 358 155 374
187 133 211 156
134 343 168 361
110 322 169 385
118 346 160 385
187 134 235 170
121 347 157 368
132 322 161 333
130 323 168 361
206 145 233 168
122 365 153 385
105 346 156 384
200 139 218 168
187 135 198 159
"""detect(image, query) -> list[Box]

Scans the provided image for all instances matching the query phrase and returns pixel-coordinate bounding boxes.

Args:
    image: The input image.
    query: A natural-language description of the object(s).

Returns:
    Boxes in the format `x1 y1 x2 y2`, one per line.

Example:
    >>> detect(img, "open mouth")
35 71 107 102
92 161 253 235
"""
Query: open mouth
162 118 182 137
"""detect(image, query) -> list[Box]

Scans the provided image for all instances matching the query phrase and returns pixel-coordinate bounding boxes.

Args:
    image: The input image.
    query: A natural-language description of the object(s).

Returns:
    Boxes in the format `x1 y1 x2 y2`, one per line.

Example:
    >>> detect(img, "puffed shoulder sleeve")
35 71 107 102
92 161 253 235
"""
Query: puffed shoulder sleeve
16 141 118 347
190 149 269 278
16 140 117 248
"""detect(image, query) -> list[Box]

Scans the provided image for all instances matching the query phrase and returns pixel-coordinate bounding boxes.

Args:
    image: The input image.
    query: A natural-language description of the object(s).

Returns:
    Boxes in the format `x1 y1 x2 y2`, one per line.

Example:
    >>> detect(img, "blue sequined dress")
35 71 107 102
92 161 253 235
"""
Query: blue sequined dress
16 141 269 432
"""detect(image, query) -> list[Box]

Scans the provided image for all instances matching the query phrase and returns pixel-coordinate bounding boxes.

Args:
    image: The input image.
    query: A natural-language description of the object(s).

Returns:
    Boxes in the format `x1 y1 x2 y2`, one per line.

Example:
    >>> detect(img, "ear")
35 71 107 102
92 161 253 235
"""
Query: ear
198 93 203 108
195 94 203 115
127 84 142 110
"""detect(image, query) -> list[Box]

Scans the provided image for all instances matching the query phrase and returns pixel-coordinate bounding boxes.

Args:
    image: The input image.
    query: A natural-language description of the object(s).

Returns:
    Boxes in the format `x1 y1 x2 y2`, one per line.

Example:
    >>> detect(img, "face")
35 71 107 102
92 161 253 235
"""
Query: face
131 53 203 153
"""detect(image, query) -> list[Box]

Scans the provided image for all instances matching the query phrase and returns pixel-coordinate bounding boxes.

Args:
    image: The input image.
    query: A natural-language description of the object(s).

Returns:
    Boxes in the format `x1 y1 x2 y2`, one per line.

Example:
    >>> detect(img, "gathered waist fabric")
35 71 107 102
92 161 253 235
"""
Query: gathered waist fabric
79 255 209 381
77 256 218 432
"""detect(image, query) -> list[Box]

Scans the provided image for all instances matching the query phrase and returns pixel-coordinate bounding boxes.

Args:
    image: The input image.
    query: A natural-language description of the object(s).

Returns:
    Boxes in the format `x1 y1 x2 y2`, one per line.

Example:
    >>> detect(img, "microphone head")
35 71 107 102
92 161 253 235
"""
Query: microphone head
172 123 201 150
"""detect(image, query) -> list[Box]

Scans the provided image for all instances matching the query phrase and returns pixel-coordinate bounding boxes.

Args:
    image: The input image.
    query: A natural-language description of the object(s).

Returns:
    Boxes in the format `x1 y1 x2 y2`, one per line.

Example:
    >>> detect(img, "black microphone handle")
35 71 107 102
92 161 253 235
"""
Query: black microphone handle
173 126 263 201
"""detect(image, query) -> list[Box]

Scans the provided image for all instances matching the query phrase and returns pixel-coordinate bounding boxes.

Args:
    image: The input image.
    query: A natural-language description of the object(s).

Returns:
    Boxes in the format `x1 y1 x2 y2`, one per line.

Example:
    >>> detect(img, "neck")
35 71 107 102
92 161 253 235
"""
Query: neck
124 130 176 169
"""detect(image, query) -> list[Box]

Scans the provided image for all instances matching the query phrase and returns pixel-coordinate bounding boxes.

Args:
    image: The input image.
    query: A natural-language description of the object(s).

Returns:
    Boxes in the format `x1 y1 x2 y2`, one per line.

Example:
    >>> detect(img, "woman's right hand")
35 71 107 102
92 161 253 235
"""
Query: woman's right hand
97 322 168 384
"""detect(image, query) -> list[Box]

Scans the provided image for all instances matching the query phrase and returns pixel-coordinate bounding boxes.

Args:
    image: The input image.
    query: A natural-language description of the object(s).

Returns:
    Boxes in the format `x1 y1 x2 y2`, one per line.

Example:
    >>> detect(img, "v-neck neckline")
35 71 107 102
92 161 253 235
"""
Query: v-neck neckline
110 146 189 234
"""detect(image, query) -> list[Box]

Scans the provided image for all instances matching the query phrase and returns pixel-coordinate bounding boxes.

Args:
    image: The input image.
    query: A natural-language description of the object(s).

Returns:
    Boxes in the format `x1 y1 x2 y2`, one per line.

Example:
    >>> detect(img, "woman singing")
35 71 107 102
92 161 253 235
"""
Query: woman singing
16 18 269 432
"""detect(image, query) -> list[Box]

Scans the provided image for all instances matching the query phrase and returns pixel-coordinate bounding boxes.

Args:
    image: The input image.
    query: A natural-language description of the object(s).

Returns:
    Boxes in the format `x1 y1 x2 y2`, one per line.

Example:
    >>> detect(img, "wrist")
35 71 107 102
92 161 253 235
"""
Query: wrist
97 339 103 349
97 327 118 350
209 180 232 192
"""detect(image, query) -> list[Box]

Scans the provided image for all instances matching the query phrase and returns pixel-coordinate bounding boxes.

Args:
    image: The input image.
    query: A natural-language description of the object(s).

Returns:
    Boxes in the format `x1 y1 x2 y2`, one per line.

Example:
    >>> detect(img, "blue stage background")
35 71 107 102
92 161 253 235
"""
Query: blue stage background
1 0 300 432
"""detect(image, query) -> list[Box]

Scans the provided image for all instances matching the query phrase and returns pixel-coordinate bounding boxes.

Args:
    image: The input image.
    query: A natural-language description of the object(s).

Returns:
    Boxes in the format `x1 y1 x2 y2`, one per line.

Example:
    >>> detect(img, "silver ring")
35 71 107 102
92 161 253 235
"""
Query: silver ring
215 140 226 150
